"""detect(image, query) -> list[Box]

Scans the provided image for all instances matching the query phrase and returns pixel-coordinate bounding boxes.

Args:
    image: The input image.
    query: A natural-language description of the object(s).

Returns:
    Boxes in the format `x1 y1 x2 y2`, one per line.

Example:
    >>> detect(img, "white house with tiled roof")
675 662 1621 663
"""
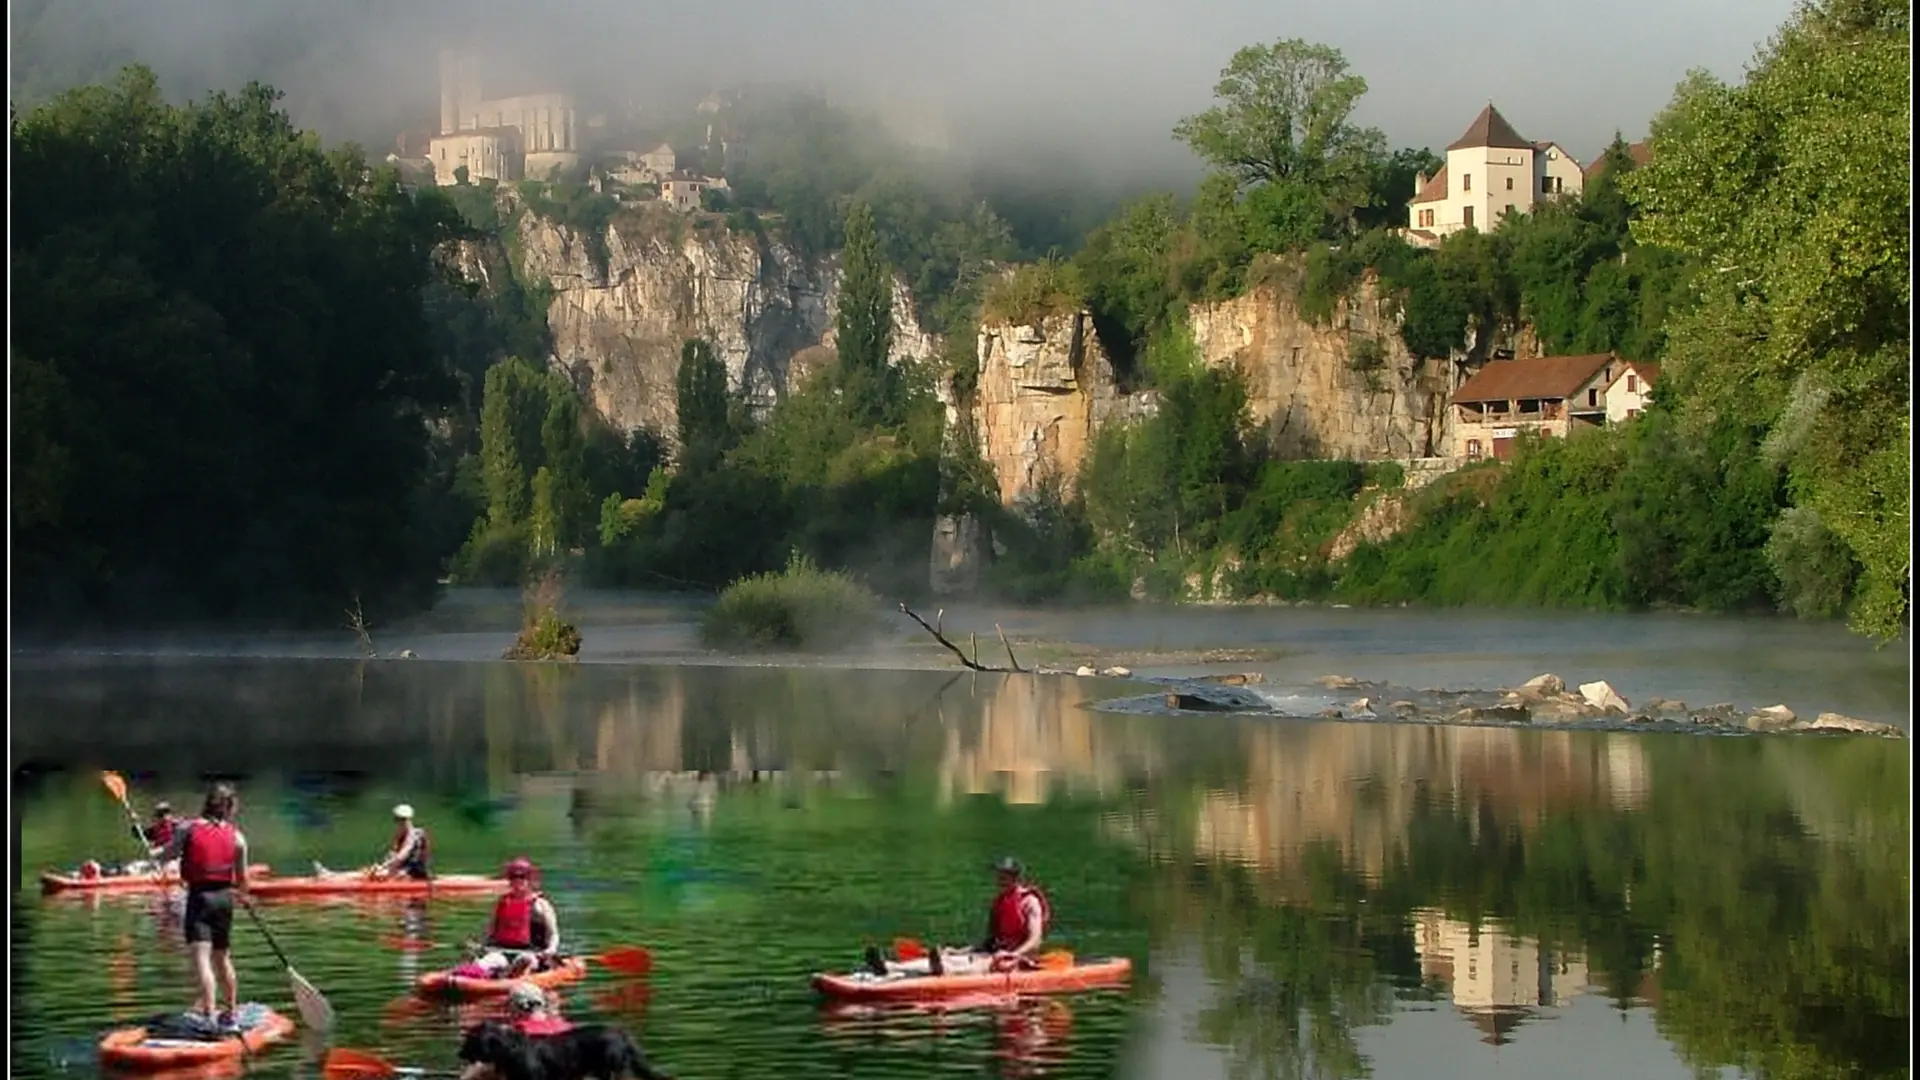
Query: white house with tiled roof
1407 104 1586 243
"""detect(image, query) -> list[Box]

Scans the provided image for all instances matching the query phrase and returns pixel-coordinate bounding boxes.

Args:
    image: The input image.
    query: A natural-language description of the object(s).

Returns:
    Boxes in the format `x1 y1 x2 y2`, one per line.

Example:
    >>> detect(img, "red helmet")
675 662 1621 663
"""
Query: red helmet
504 857 536 880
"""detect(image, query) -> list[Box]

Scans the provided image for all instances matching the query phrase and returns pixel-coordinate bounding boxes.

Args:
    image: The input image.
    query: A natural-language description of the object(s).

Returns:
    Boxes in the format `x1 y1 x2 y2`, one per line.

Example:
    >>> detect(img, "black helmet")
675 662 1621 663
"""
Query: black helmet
992 856 1023 876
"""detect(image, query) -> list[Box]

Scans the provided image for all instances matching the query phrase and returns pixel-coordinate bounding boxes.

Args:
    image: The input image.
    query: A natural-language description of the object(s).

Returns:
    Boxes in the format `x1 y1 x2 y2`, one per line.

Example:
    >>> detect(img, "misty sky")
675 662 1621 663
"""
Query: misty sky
12 0 1799 175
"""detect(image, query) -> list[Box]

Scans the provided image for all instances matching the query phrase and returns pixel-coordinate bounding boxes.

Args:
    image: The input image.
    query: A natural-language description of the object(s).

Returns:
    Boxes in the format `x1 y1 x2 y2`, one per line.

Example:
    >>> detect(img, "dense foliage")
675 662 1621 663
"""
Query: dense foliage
10 67 469 625
698 553 883 651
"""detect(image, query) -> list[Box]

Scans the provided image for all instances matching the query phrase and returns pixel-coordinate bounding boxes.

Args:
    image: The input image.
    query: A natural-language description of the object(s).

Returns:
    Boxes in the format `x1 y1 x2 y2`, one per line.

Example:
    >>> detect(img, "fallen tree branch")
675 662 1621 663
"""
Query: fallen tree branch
996 623 1024 673
900 603 1021 672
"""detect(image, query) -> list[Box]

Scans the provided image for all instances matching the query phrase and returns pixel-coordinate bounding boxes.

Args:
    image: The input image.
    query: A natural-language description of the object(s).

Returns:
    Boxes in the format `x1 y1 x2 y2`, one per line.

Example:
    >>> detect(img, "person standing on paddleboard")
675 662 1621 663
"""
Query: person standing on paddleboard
158 782 250 1027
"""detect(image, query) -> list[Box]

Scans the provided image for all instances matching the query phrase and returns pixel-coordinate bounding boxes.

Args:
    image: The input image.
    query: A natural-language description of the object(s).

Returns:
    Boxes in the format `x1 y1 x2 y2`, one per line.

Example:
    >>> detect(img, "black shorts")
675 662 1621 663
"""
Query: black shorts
184 886 235 949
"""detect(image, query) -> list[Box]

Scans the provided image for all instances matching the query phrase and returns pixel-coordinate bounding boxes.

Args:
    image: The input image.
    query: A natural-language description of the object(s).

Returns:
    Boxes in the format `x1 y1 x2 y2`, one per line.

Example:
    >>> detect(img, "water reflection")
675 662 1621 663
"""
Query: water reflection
11 658 1910 1080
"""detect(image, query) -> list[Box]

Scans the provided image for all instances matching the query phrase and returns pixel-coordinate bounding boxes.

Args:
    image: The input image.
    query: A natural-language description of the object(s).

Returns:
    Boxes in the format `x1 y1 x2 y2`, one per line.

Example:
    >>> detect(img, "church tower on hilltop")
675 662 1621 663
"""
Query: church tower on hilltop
438 48 483 136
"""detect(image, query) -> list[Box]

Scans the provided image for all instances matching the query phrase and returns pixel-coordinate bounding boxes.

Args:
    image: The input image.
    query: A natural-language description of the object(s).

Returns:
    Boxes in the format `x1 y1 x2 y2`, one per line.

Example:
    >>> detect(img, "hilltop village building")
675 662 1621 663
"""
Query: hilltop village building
1449 353 1640 460
1408 104 1587 243
429 50 582 185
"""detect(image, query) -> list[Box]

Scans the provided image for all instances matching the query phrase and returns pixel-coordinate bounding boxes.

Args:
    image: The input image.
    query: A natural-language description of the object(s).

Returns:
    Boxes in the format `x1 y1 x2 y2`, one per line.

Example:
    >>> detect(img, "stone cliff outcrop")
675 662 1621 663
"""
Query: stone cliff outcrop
459 196 936 439
1190 276 1454 461
944 314 1153 505
947 269 1478 507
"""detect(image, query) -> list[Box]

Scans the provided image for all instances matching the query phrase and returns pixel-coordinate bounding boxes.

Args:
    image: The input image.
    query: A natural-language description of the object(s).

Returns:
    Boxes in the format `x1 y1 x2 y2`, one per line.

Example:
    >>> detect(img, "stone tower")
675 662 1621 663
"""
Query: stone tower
438 48 482 136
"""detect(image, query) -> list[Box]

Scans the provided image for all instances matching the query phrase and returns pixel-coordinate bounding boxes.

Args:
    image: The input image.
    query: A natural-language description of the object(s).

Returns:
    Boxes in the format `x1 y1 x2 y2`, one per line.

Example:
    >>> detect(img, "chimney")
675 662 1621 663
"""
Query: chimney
1415 171 1428 193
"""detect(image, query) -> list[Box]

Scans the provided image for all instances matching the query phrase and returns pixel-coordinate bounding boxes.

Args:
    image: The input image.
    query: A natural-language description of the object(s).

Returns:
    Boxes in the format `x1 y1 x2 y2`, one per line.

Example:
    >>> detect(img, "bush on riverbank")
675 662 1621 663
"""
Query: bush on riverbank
700 554 883 651
504 567 581 660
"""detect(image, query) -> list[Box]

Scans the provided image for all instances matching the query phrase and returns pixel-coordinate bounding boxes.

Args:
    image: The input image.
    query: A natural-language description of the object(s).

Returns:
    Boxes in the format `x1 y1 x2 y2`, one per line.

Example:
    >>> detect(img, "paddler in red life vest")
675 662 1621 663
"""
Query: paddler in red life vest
468 857 561 978
864 856 1051 978
157 782 250 1028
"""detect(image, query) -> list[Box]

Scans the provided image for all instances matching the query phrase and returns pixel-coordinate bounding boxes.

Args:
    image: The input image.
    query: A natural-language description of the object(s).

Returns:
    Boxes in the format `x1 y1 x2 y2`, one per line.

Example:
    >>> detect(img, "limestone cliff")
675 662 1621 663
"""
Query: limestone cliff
461 196 937 439
950 270 1478 507
1190 276 1455 461
942 314 1152 505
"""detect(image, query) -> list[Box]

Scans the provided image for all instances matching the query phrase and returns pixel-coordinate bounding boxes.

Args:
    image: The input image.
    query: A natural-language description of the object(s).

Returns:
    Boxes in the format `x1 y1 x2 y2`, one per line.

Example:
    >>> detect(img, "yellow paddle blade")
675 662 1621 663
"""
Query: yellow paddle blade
100 771 130 804
290 967 336 1034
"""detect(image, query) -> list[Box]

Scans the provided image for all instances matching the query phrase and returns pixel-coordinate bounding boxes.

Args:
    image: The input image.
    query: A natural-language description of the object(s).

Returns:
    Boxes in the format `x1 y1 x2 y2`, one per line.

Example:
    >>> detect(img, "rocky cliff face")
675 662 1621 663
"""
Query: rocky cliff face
467 199 937 439
949 271 1482 508
943 314 1153 505
1190 276 1455 461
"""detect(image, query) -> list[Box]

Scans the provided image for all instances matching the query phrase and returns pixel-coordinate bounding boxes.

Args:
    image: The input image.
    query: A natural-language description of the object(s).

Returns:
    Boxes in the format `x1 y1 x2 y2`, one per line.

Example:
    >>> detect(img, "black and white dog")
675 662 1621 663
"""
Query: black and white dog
457 1020 671 1080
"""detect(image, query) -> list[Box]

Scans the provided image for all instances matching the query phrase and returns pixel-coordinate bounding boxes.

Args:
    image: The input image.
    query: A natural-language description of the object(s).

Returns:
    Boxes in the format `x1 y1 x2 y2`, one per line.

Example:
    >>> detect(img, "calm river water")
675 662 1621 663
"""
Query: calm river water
9 598 1911 1079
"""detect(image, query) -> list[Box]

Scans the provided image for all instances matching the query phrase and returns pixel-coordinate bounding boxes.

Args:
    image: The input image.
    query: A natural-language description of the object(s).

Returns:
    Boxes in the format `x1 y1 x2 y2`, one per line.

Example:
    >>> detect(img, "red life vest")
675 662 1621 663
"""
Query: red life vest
488 892 547 949
180 820 239 886
988 884 1050 951
516 1015 573 1037
146 819 178 848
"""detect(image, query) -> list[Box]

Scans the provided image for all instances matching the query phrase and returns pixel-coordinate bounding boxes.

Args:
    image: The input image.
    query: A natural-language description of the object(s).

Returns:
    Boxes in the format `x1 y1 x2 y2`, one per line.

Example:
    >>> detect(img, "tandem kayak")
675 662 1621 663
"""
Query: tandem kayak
416 957 590 998
811 956 1133 1003
247 873 504 898
42 865 275 894
98 1004 295 1072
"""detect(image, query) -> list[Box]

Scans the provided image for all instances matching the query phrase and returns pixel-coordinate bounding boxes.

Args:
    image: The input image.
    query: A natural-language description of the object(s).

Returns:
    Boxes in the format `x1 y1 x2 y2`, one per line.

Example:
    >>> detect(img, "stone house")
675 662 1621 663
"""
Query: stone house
1408 104 1587 242
1602 360 1659 423
1450 353 1622 460
660 173 710 211
428 127 524 185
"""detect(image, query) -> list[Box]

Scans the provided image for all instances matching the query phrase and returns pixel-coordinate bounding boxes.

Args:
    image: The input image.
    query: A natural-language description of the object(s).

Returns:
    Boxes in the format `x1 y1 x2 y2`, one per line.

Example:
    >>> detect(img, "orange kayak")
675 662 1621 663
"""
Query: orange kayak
98 1005 294 1072
416 957 590 998
42 865 274 894
811 956 1133 1003
247 873 504 898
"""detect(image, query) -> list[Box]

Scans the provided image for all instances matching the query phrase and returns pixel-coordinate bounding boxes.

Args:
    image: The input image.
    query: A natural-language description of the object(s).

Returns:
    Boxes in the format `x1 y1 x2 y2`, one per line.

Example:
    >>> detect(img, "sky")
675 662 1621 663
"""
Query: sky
10 0 1800 179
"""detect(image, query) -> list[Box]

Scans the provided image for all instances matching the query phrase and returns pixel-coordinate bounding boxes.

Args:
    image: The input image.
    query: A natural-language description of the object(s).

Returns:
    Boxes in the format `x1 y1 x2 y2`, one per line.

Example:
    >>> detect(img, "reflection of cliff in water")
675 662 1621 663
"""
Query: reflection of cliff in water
1110 722 1649 889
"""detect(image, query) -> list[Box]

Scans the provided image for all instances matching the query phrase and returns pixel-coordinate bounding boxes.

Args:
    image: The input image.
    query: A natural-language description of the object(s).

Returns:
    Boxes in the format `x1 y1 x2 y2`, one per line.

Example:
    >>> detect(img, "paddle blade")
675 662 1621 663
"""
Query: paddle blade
1038 950 1075 971
893 938 927 961
290 967 336 1034
100 771 130 804
324 1048 399 1080
594 946 653 976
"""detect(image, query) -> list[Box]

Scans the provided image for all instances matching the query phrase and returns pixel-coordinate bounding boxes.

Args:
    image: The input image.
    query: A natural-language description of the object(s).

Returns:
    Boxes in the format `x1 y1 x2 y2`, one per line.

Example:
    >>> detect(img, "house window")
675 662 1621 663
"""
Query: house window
1627 408 1640 419
1588 388 1599 408
1542 177 1553 194
1463 174 1472 192
1627 374 1637 392
1463 206 1475 229
1506 177 1514 191
1418 209 1434 228
1467 440 1483 459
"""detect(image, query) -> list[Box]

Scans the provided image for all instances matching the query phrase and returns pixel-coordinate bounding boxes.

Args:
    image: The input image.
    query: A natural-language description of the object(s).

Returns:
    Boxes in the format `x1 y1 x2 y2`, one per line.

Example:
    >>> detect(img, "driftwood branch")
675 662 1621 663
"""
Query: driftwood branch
900 603 1026 673
345 594 374 659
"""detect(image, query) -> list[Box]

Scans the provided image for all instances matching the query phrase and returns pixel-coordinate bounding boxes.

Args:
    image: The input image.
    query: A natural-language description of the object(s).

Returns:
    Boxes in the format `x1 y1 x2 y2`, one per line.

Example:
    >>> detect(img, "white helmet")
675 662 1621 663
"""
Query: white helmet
392 804 414 820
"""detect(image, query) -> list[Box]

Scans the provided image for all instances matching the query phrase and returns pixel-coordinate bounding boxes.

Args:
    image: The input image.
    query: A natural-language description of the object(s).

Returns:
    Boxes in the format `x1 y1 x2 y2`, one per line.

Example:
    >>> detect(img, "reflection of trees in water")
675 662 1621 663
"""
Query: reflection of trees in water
1130 731 1907 1080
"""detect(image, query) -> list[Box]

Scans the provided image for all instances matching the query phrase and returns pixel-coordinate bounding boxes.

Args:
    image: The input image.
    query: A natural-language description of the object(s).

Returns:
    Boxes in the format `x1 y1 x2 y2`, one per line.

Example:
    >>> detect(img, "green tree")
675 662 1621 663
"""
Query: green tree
675 337 734 473
479 358 551 527
1624 0 1910 638
9 65 467 622
834 201 898 425
1172 39 1387 227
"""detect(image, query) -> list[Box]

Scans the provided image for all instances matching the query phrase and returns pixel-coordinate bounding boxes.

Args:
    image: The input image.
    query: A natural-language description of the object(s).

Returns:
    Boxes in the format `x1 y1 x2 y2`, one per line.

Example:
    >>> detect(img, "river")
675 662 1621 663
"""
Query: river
9 595 1910 1079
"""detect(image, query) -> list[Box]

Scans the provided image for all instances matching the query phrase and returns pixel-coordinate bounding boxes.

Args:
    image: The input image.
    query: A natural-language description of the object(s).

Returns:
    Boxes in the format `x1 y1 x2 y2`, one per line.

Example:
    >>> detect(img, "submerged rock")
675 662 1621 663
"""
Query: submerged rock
1166 692 1238 712
1745 704 1799 732
1800 712 1905 737
1517 673 1566 697
1075 666 1097 677
1316 675 1361 690
1452 705 1532 724
1101 666 1133 677
1578 680 1631 714
1200 673 1264 686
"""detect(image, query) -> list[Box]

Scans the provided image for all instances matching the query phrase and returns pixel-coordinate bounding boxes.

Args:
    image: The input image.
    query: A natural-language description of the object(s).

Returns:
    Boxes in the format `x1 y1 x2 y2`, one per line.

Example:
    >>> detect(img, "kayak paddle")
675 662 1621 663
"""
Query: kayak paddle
890 938 1076 971
323 1047 450 1080
239 897 336 1034
585 945 654 975
99 771 155 859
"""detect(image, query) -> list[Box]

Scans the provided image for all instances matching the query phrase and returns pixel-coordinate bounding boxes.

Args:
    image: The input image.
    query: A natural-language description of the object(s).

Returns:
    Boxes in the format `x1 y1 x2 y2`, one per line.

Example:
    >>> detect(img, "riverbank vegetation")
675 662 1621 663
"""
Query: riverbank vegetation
10 0 1903 642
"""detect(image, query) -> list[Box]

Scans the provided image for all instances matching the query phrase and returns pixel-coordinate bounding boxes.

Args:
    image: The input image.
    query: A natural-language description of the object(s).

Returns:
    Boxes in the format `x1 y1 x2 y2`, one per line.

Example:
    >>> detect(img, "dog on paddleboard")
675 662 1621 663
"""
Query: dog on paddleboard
457 1020 670 1080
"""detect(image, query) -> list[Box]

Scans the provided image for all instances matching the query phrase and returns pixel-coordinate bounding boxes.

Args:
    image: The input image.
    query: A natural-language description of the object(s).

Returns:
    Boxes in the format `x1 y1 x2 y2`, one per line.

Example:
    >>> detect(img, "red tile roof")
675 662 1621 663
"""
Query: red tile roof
1606 360 1660 391
1410 165 1450 204
1447 104 1532 152
1584 141 1651 181
1452 354 1618 403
